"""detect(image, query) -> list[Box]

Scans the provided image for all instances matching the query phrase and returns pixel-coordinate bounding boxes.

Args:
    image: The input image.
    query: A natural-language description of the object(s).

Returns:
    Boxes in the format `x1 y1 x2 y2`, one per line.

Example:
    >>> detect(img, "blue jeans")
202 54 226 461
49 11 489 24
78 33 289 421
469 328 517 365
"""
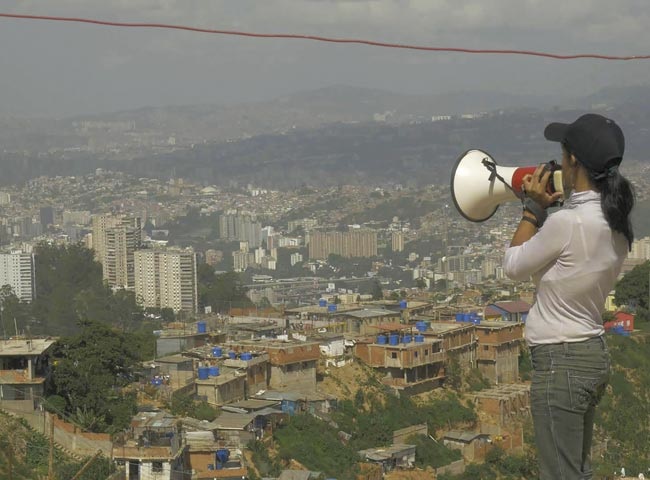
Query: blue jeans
530 336 610 480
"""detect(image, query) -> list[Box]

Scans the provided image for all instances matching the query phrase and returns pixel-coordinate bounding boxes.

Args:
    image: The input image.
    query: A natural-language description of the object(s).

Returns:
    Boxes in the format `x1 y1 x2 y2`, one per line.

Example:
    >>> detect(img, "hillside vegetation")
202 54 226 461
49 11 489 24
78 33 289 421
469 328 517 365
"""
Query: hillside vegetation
0 411 115 479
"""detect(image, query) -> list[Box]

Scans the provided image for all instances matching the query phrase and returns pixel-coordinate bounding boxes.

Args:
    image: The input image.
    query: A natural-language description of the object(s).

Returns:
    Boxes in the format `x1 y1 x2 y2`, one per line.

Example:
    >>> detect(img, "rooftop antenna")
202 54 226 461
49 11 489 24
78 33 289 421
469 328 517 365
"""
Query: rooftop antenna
26 325 32 351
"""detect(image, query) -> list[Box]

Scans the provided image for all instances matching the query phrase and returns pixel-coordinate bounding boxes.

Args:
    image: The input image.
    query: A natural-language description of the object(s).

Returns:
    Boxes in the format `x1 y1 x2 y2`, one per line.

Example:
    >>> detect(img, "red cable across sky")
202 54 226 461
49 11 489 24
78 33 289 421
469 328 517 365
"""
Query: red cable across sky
2 12 650 61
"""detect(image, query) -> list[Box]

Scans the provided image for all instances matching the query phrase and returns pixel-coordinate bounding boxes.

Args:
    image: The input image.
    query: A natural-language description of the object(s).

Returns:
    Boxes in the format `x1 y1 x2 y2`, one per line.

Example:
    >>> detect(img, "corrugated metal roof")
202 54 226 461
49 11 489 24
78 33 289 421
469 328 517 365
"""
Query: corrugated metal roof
213 412 256 430
443 430 483 443
228 399 280 410
343 309 398 319
489 301 531 314
358 444 416 461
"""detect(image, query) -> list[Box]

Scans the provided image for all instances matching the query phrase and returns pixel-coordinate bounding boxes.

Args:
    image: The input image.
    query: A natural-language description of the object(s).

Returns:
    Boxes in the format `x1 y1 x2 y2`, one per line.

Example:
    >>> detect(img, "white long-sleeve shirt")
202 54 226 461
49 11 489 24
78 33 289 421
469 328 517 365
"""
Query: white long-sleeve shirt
503 190 628 346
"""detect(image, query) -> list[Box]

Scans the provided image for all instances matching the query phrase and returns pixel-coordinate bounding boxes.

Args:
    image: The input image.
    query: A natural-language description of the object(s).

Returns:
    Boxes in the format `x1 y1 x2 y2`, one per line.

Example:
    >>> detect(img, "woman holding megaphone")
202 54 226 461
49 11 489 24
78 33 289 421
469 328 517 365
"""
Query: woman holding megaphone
503 113 635 480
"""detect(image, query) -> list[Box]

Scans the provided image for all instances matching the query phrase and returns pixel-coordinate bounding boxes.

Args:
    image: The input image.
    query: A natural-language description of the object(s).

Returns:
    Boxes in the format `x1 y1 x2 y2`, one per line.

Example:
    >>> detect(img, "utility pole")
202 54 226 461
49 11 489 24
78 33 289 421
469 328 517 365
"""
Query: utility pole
7 438 13 480
48 415 54 480
71 450 103 480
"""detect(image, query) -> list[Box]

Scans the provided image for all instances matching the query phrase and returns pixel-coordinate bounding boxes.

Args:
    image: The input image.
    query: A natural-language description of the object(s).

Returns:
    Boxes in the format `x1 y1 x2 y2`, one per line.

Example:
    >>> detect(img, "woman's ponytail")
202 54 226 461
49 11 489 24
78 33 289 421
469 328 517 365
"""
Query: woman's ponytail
593 167 635 250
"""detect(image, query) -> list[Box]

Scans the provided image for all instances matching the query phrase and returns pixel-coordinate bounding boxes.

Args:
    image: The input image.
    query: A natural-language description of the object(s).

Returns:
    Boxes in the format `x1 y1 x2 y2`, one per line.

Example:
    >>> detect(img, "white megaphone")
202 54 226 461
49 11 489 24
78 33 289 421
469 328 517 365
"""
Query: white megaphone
451 149 563 222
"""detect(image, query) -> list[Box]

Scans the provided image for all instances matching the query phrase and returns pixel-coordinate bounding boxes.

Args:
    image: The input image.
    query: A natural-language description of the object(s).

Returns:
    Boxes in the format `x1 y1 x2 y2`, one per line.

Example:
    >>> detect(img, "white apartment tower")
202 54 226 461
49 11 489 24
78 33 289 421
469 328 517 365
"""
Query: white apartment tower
134 248 198 314
0 251 36 303
92 214 142 289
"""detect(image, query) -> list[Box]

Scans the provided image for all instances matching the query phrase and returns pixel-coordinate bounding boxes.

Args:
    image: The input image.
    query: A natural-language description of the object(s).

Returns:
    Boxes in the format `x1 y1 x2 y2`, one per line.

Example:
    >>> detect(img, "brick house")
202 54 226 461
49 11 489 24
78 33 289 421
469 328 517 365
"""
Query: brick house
484 301 531 323
474 322 524 384
354 326 446 395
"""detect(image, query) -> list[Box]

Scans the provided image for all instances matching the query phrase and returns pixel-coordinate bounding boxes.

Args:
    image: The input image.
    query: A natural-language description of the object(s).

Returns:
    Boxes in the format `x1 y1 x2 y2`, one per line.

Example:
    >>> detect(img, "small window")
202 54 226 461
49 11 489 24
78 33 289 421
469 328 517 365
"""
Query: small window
425 349 429 356
483 345 489 351
391 352 398 359
152 461 163 473
414 351 419 358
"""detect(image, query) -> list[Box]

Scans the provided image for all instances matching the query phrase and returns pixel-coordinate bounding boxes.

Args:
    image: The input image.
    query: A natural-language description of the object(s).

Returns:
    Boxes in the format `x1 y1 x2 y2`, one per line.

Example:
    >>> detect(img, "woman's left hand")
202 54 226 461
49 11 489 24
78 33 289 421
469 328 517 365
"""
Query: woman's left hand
522 163 564 208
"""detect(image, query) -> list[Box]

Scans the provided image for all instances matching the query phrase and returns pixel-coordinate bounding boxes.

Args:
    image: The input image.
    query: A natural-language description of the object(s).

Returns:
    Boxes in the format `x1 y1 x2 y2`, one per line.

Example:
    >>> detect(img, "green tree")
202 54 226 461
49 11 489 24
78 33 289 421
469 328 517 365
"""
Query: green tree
614 260 650 310
0 285 31 334
519 347 533 381
199 271 253 313
257 296 272 308
28 242 144 336
370 279 384 300
445 354 462 391
48 320 141 433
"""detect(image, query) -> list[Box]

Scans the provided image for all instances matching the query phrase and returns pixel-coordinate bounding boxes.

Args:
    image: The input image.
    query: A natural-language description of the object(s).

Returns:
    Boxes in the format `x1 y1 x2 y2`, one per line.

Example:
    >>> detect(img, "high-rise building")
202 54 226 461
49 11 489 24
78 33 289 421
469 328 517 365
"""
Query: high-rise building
134 250 158 309
39 206 55 229
91 214 141 262
62 210 91 226
218 214 238 241
232 251 254 272
103 226 141 289
391 231 405 252
0 251 36 303
218 213 262 247
308 230 377 260
290 252 303 266
288 218 318 233
134 248 197 313
629 236 650 260
92 214 142 289
204 249 223 266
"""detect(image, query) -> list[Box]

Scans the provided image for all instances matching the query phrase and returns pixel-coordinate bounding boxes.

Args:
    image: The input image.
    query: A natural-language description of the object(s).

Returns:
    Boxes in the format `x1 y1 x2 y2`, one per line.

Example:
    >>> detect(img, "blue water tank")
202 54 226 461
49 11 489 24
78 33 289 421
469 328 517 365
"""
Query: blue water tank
415 334 425 343
464 313 472 322
197 367 210 380
216 449 230 463
399 300 408 309
212 346 223 358
319 299 327 307
208 366 220 377
415 321 427 332
403 335 412 344
328 304 337 312
228 351 237 359
240 352 253 361
377 334 387 345
197 321 207 333
389 334 399 346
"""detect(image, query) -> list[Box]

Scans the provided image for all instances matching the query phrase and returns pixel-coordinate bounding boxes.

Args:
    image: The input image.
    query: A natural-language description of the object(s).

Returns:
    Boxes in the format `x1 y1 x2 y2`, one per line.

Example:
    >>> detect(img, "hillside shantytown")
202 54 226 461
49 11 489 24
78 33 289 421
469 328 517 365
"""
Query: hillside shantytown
2 94 650 480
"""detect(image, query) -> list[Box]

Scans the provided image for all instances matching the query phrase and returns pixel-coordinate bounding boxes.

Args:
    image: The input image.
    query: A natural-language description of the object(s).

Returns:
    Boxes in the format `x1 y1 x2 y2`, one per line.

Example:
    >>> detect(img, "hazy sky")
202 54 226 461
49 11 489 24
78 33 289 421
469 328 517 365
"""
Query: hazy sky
2 0 650 116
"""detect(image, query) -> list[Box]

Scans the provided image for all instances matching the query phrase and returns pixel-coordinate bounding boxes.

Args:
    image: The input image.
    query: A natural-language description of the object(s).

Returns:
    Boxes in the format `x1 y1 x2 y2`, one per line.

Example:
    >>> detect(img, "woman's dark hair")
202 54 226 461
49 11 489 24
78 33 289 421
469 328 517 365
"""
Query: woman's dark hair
590 166 635 250
562 143 635 250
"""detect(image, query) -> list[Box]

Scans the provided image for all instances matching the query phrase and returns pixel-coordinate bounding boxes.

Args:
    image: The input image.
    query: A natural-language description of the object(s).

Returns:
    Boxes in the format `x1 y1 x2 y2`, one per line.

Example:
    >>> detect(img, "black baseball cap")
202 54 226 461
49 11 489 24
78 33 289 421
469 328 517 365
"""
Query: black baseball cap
544 113 625 173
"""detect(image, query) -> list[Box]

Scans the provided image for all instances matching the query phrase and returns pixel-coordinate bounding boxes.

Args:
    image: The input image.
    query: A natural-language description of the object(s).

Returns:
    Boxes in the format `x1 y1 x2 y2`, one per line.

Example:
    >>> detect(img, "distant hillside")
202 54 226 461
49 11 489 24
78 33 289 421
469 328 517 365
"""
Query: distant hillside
62 84 560 142
1 84 650 192
119 105 650 186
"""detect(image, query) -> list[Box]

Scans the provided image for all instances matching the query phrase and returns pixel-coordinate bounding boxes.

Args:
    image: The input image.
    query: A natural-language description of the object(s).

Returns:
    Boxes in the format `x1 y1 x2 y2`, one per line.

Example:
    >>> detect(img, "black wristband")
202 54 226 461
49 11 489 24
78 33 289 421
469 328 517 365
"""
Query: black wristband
520 216 539 228
522 196 548 227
